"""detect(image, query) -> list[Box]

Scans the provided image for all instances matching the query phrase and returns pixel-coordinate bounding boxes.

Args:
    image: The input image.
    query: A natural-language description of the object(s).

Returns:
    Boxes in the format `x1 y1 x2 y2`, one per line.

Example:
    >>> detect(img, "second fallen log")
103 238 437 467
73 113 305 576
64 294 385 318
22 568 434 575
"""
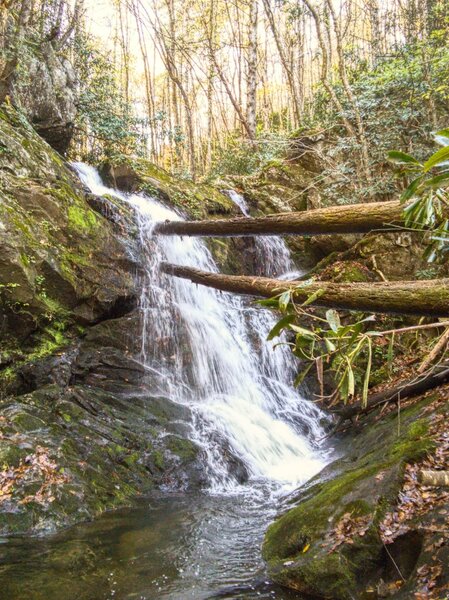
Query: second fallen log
160 262 449 317
418 470 449 486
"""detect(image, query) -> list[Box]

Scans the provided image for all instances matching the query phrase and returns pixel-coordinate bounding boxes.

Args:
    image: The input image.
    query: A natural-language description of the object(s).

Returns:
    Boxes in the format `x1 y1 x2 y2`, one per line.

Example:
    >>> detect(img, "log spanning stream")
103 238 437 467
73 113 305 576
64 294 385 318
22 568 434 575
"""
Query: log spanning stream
0 167 329 599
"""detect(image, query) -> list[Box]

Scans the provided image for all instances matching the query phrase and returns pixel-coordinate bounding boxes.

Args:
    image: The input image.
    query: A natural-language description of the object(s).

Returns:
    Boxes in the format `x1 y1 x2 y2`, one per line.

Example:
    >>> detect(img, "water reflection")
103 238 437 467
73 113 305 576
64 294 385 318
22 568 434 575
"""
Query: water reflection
0 493 302 600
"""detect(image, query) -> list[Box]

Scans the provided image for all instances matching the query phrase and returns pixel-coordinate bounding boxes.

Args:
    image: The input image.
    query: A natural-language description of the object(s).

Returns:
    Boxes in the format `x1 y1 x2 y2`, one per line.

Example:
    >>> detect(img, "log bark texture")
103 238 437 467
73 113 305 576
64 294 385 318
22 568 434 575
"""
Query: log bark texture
154 200 405 237
160 262 449 317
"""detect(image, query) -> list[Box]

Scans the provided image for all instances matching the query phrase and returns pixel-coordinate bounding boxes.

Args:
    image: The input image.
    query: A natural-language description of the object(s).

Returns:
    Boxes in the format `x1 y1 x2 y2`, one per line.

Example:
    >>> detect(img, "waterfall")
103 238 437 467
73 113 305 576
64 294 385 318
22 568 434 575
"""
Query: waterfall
74 164 326 493
224 190 302 280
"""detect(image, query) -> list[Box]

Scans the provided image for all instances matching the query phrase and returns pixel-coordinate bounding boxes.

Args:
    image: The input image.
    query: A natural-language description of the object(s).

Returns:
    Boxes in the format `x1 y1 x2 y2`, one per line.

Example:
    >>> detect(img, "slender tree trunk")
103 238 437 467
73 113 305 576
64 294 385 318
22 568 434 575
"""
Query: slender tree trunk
419 3 438 129
300 0 356 138
207 36 253 139
262 0 301 126
151 0 196 179
205 0 216 168
246 0 258 140
118 0 130 105
367 0 381 65
133 0 157 161
325 0 372 183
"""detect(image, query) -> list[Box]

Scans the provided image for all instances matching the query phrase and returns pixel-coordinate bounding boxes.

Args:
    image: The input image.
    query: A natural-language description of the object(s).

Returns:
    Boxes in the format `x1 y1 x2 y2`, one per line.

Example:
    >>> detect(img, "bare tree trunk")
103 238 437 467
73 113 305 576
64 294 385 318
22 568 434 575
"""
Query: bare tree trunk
300 0 356 138
160 263 449 318
133 0 157 161
207 35 253 139
325 0 372 183
151 0 196 179
419 2 439 129
246 0 258 140
367 0 382 65
118 0 130 105
262 0 301 126
205 0 216 168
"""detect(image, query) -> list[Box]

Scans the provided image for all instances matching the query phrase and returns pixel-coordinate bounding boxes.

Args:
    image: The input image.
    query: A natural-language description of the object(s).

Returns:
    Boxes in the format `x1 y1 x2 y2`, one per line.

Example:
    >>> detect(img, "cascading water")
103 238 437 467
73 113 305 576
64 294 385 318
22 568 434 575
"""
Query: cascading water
74 163 326 492
224 190 302 280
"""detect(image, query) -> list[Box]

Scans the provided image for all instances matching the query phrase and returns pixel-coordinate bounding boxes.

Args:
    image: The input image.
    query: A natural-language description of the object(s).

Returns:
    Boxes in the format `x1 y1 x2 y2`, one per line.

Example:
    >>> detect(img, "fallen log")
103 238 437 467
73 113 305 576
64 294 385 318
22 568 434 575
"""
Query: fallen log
418 470 449 486
154 200 404 237
160 263 449 317
332 361 449 420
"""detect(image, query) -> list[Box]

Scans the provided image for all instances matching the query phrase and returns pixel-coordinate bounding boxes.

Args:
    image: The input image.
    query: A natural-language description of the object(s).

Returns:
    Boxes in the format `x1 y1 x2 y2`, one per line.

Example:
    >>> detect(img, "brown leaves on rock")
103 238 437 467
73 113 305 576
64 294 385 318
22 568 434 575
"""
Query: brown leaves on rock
415 562 443 598
0 445 69 506
325 510 371 553
380 411 449 545
379 404 449 598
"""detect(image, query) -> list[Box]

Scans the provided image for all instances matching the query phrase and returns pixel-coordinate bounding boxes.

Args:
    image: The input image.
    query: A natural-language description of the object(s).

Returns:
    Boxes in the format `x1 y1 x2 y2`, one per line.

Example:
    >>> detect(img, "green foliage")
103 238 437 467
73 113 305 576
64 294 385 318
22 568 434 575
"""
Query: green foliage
71 33 144 163
302 37 449 204
207 133 288 178
262 292 378 406
388 132 449 262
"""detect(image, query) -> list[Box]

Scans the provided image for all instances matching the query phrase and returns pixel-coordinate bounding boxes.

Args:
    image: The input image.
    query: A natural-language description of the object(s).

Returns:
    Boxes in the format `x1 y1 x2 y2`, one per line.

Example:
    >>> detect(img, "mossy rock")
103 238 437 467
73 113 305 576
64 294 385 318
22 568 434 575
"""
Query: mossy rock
166 435 199 463
263 399 436 599
0 382 204 535
0 308 210 536
317 260 375 283
0 106 139 386
102 158 235 220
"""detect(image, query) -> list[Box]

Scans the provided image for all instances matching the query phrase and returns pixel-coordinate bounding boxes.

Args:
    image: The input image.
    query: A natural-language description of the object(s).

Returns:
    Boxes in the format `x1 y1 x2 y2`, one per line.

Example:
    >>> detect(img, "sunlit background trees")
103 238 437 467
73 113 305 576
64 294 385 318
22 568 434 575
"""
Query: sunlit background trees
2 0 449 182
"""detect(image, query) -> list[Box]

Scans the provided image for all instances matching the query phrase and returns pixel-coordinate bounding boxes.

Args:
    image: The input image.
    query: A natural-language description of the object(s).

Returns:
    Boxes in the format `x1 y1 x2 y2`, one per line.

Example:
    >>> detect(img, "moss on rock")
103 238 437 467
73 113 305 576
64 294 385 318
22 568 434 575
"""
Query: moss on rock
103 158 235 220
263 399 436 599
0 105 138 386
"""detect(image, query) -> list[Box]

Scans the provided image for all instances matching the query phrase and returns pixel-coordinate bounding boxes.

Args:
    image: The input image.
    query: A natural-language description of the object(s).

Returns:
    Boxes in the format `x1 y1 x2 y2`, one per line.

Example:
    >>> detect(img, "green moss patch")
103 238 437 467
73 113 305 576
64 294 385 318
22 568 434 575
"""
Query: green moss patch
263 400 435 599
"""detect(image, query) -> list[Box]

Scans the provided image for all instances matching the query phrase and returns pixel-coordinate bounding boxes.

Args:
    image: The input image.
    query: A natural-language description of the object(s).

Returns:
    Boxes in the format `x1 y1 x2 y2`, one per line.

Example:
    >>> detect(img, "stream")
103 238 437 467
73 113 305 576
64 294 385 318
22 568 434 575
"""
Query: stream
0 167 329 599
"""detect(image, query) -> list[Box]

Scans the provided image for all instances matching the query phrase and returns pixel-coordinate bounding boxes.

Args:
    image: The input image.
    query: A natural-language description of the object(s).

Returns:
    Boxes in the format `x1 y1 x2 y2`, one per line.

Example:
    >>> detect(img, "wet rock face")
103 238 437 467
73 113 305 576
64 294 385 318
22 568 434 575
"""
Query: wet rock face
0 310 208 536
11 43 77 155
0 105 139 352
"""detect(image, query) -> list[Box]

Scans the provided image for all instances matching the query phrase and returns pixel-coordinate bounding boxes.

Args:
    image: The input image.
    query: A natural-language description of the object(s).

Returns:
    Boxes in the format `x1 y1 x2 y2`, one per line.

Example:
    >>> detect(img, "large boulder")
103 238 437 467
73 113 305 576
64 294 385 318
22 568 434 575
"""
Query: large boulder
0 105 138 360
263 393 449 599
0 310 207 535
11 42 77 154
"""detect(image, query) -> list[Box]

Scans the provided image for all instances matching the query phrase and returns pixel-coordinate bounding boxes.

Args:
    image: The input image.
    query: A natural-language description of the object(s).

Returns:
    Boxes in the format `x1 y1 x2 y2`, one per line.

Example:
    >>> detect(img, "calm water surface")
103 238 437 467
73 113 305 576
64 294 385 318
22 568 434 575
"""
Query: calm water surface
0 491 303 600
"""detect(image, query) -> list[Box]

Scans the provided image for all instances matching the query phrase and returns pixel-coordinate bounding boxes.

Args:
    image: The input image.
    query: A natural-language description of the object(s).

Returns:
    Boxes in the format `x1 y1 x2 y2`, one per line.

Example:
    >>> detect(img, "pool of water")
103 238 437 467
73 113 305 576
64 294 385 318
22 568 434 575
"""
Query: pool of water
0 490 303 600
